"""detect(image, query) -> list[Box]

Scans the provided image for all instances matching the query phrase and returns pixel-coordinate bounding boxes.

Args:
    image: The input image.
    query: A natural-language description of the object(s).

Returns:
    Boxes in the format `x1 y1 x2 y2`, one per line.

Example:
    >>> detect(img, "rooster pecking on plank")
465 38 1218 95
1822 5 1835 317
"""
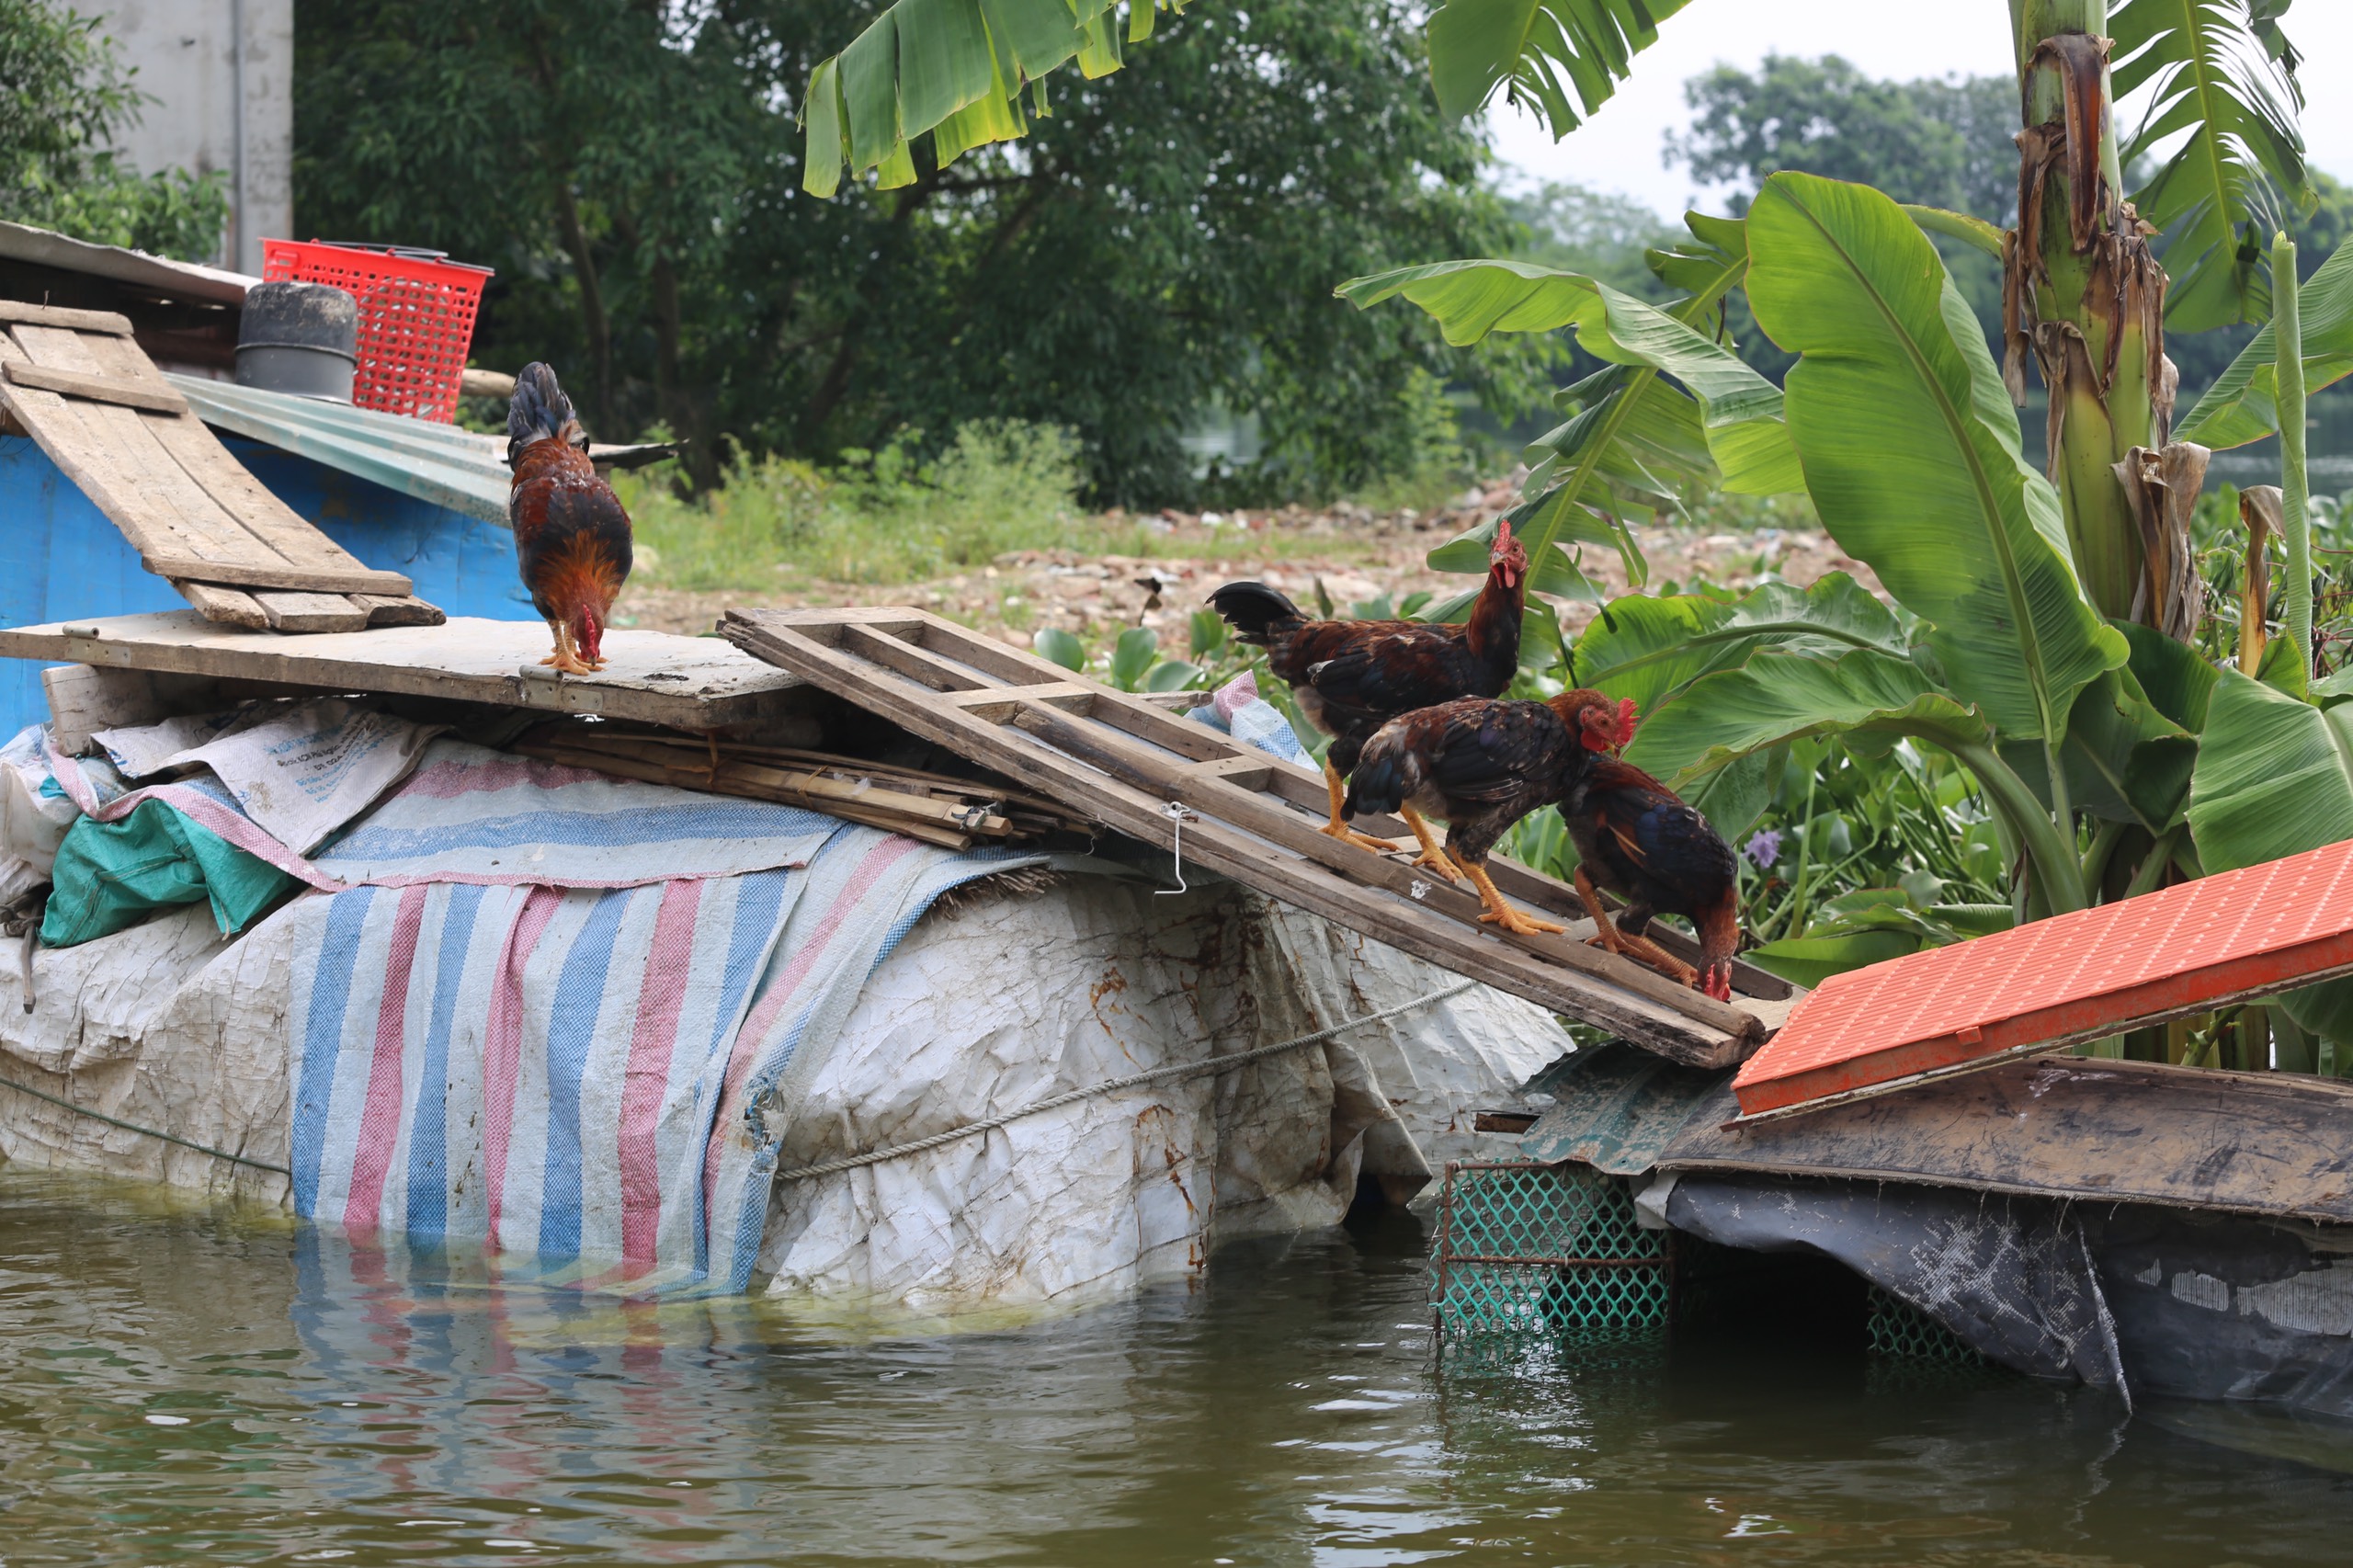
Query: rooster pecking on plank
1343 687 1632 937
507 363 632 676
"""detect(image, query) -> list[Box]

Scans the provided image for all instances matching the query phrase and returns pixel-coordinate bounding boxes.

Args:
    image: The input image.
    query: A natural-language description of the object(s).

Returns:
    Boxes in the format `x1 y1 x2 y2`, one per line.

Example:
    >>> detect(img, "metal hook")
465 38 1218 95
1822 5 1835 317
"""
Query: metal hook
1157 800 1198 895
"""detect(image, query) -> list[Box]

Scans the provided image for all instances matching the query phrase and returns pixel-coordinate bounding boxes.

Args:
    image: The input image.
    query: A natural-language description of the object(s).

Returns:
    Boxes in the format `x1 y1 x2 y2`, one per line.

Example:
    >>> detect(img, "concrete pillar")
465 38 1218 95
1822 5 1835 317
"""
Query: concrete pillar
94 0 293 275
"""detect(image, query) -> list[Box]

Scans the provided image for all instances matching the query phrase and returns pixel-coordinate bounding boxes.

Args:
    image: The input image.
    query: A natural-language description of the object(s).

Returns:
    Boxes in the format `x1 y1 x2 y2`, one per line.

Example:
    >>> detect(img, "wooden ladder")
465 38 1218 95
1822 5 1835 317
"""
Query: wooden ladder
724 606 1798 1067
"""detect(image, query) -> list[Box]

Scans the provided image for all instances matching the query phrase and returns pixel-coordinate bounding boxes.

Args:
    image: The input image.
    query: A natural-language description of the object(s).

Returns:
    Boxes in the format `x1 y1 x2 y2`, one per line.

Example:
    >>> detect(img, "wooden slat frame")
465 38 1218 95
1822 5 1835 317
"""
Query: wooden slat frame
2 359 187 413
725 606 1791 1067
0 315 445 631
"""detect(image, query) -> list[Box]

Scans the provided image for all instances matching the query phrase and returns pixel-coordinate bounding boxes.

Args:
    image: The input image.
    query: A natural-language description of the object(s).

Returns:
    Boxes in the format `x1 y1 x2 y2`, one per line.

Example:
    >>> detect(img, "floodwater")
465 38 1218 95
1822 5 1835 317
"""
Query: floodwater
6 1169 2353 1567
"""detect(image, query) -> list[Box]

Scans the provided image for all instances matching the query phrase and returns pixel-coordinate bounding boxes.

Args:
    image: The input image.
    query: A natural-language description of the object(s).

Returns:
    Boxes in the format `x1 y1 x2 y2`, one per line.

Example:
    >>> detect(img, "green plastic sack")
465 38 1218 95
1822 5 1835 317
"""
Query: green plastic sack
40 801 300 949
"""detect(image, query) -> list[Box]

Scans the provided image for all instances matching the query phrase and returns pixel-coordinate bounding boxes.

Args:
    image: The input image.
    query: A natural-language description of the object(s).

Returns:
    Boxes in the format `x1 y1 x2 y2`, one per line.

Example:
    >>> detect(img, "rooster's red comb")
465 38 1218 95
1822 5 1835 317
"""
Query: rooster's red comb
1614 698 1638 750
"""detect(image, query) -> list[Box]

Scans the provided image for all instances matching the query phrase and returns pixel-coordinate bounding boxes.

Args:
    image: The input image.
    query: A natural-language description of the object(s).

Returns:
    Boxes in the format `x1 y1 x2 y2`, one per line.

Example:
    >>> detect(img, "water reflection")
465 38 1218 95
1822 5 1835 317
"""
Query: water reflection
5 1167 2353 1565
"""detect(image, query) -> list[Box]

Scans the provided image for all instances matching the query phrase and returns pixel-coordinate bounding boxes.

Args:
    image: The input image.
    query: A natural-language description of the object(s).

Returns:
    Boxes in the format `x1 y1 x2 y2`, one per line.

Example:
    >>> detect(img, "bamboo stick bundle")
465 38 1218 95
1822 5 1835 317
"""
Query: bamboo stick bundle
511 722 1089 848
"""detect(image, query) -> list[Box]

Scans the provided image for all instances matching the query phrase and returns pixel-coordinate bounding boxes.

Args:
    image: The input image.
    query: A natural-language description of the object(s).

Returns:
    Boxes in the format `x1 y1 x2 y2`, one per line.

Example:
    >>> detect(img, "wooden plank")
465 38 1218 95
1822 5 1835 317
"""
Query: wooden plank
6 325 415 599
142 557 414 596
2 359 188 413
0 301 132 335
171 582 270 630
8 325 272 569
81 334 392 578
40 665 222 754
1653 1057 2353 1228
813 609 1801 1016
254 591 370 633
0 612 809 732
0 335 256 576
724 608 1758 1065
351 594 448 628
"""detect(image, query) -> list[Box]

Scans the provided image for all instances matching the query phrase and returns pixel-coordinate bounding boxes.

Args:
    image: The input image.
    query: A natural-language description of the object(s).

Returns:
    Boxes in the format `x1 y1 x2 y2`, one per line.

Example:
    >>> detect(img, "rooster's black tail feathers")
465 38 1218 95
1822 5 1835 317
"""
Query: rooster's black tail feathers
1207 581 1307 647
506 362 580 466
1342 741 1412 821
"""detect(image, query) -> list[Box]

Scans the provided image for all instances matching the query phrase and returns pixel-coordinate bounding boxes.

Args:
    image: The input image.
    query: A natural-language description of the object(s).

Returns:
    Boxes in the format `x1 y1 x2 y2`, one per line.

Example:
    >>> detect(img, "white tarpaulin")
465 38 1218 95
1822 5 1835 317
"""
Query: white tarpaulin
0 863 1569 1312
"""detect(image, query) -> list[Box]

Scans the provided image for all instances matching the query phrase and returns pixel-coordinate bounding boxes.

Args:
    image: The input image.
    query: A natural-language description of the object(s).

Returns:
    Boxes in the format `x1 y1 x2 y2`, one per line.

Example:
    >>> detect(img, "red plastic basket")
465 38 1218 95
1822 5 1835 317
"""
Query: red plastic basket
260 240 493 423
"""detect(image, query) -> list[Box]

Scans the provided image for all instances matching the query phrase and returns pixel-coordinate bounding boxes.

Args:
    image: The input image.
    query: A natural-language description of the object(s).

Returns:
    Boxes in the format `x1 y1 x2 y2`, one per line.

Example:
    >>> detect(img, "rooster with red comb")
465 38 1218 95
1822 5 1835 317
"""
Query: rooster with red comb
1342 688 1634 937
506 363 632 676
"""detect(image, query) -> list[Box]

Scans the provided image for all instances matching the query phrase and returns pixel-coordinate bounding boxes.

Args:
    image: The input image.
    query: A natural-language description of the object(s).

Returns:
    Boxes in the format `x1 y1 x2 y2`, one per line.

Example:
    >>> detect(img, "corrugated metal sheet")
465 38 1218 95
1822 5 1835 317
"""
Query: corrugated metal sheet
1733 837 2353 1116
168 373 512 524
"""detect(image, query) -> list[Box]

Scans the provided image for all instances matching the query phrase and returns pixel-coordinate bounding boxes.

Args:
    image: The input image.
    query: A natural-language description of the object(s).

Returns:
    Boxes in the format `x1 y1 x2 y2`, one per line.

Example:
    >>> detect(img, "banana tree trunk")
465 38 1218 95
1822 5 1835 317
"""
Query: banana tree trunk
2006 0 2184 630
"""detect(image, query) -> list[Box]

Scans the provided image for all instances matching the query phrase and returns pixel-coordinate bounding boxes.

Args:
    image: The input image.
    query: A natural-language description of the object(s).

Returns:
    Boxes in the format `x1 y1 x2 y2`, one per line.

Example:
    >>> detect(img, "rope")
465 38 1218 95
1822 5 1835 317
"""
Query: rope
0 1073 291 1176
776 977 1479 1183
0 979 1481 1188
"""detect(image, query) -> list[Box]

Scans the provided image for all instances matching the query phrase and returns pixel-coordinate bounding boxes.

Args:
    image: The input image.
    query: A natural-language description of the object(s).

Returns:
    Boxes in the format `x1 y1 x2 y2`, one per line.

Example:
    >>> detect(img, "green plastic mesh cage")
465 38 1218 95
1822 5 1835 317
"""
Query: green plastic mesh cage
1865 1284 1986 1365
1429 1161 1669 1338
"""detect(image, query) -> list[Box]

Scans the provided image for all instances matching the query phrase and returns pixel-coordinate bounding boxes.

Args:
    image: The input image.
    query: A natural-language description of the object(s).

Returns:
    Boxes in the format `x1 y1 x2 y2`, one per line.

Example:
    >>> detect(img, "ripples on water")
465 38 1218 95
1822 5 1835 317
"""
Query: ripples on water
6 1168 2353 1566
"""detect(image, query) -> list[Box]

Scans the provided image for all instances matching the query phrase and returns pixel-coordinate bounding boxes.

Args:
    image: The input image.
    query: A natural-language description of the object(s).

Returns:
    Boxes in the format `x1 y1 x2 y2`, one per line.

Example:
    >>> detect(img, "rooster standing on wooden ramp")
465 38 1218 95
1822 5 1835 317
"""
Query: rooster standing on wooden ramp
507 362 632 675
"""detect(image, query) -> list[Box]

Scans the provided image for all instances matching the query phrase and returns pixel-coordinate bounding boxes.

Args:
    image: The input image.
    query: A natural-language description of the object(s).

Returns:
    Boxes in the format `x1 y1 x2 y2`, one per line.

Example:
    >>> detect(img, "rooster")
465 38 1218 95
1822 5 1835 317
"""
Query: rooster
1565 758 1743 1002
507 363 631 676
1208 520 1528 879
1342 688 1634 937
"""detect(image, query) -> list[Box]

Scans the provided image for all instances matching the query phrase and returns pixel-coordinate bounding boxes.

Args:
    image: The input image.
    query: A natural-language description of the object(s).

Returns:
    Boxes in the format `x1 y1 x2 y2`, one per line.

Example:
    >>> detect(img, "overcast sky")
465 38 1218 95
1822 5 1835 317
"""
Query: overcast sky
1485 1 2353 218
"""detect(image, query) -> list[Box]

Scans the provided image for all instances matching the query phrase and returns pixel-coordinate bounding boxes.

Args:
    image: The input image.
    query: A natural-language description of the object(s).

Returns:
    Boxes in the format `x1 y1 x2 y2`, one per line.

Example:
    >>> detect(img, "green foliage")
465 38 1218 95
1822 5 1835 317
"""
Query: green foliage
1745 172 2126 749
2188 669 2353 1040
2111 0 2312 331
0 0 228 259
1664 54 2015 375
2178 235 2353 449
1343 214 1795 585
1668 55 2016 225
620 420 1088 590
801 0 1165 192
1502 183 1681 302
1423 0 1692 135
1033 627 1086 671
299 0 1541 507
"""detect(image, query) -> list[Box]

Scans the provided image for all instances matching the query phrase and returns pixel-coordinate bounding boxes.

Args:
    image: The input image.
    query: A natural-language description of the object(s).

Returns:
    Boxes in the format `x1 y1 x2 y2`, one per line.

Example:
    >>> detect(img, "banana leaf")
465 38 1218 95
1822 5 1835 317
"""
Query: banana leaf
2177 240 2353 449
1745 171 2128 746
804 0 1151 193
1343 242 1795 589
1626 649 1991 783
1425 0 1691 134
2111 0 2311 332
2186 667 2353 1041
1573 574 1904 718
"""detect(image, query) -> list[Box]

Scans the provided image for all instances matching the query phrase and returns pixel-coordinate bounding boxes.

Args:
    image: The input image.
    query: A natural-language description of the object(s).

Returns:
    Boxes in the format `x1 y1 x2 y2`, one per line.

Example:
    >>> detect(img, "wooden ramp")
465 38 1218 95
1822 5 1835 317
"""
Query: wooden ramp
724 606 1797 1067
0 301 441 633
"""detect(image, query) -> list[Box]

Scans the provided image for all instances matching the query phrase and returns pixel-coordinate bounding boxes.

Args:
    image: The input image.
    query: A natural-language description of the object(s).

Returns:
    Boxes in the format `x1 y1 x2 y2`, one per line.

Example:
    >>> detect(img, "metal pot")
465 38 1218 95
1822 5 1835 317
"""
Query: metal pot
234 280 359 403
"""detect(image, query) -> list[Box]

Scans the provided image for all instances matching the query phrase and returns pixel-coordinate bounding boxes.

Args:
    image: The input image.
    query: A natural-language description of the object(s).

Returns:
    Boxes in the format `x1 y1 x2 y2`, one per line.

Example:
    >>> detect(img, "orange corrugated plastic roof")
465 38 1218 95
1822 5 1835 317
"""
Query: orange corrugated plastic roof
1733 836 2353 1118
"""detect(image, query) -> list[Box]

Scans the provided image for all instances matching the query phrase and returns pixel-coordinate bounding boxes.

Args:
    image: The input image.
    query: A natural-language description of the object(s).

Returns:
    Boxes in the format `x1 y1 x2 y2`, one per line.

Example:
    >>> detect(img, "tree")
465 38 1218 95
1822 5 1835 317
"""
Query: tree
295 0 1541 504
1669 55 2014 225
0 0 228 260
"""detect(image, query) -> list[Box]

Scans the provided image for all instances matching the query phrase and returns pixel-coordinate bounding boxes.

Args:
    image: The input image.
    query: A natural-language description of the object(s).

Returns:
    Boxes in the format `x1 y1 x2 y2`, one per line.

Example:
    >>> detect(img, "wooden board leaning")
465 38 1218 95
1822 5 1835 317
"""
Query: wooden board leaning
0 312 443 630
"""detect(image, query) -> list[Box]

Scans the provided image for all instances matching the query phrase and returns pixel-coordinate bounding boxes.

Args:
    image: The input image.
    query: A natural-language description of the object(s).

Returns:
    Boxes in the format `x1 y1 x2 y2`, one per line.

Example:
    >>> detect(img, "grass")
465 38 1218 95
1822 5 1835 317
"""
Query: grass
619 420 1381 596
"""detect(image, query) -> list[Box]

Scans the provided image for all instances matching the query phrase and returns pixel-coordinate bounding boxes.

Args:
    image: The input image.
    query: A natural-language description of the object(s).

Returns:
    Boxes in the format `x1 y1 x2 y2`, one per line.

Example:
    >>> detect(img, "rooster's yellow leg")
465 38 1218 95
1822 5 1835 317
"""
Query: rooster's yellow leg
1457 853 1565 936
1320 758 1402 853
1400 806 1461 882
540 619 594 676
1574 869 1697 984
